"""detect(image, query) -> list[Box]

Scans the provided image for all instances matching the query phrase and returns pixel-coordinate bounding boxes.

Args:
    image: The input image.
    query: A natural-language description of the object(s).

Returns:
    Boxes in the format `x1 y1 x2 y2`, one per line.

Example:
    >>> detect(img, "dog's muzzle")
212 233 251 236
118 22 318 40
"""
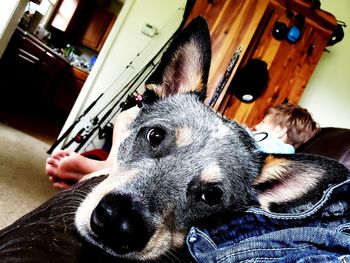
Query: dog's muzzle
90 193 154 255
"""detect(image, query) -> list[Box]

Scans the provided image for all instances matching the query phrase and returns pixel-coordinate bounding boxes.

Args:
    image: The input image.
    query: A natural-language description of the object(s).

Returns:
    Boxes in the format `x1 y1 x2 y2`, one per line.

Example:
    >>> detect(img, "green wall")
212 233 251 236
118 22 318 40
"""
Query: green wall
299 0 350 129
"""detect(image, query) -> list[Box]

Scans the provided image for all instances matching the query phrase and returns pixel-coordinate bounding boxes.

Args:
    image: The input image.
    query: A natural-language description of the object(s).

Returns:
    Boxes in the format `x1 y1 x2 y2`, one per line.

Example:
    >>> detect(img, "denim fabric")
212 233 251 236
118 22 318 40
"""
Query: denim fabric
187 179 350 263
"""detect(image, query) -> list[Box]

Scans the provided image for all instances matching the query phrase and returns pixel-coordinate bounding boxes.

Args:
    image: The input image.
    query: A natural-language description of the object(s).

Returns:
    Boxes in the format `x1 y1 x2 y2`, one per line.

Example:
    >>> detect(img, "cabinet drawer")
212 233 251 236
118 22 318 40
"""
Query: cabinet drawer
19 36 46 59
42 51 58 67
17 48 40 65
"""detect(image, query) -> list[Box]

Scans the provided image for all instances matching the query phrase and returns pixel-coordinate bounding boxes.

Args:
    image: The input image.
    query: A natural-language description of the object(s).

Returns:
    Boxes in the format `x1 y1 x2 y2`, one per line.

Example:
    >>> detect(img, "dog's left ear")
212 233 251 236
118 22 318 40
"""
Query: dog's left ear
254 154 348 212
145 16 211 100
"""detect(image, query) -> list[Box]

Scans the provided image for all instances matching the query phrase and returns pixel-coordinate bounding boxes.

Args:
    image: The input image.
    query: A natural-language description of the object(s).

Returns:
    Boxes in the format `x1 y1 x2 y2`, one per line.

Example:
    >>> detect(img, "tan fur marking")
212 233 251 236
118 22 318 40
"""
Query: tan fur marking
145 83 164 98
176 127 192 147
136 227 185 260
171 231 186 248
255 156 289 184
140 225 172 258
138 206 184 259
201 163 222 183
255 156 324 211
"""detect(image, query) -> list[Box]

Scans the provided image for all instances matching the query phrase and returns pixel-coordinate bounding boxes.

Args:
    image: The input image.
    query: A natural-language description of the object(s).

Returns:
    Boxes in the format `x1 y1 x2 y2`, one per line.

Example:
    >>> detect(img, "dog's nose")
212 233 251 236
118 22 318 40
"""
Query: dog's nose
90 193 153 254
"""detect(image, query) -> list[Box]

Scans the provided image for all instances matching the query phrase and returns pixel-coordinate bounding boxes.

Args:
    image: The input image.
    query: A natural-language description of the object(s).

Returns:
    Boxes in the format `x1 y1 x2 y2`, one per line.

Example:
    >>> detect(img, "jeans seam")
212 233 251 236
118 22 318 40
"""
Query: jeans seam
340 255 350 263
240 256 280 263
217 245 313 263
193 228 218 250
337 223 350 233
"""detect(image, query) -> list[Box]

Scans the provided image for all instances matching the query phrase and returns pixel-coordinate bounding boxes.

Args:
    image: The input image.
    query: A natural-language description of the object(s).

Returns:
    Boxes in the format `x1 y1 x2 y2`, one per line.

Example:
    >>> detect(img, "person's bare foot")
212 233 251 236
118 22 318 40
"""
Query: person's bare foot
45 107 140 189
45 149 110 189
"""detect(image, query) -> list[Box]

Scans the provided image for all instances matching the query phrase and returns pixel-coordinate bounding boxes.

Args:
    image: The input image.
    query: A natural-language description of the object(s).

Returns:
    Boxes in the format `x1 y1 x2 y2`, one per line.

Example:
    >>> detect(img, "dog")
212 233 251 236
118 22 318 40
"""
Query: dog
75 16 349 261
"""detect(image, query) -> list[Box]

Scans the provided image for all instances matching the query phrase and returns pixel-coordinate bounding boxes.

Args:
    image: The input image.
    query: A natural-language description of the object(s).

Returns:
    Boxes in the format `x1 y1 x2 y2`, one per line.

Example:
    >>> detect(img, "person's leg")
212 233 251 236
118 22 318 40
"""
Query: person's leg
45 106 140 189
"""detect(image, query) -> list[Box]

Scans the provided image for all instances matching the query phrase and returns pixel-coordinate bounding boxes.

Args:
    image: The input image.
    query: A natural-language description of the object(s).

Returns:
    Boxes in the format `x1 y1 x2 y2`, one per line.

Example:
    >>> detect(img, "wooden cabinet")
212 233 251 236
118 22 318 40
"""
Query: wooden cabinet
79 9 115 51
53 66 88 114
0 28 68 112
51 0 82 33
50 0 115 51
0 28 87 116
185 0 337 127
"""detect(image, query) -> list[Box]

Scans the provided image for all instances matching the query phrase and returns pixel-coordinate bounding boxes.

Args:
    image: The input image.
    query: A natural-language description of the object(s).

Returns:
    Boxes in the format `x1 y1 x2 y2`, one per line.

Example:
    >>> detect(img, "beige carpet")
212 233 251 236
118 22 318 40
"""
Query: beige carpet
0 123 58 229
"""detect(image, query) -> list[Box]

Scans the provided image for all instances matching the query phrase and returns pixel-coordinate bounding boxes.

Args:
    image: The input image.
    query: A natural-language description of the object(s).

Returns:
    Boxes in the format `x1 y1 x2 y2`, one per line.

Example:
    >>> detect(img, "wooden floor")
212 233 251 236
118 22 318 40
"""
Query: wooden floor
0 110 66 146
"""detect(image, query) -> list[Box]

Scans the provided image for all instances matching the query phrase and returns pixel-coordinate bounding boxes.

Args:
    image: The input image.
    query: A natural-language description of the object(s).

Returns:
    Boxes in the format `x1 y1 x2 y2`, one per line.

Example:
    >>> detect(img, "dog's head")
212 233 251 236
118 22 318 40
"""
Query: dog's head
75 17 349 261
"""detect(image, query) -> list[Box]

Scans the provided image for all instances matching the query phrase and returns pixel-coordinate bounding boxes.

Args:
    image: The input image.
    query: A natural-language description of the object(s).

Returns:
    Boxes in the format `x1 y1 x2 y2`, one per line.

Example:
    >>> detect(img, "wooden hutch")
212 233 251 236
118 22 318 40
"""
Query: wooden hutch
185 0 337 127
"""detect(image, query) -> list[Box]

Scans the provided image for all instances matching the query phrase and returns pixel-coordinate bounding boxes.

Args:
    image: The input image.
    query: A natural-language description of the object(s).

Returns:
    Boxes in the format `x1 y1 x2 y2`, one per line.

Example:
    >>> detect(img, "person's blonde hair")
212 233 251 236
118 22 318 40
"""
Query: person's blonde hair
265 103 320 148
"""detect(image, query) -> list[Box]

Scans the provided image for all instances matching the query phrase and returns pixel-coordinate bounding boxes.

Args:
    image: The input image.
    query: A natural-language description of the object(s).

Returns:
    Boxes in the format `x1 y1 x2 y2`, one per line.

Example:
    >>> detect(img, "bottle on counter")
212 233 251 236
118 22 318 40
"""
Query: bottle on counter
63 44 77 61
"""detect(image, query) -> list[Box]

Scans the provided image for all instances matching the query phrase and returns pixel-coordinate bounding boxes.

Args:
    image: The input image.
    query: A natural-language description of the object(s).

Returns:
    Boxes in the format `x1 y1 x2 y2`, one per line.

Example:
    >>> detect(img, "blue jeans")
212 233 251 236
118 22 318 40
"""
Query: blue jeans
186 179 350 263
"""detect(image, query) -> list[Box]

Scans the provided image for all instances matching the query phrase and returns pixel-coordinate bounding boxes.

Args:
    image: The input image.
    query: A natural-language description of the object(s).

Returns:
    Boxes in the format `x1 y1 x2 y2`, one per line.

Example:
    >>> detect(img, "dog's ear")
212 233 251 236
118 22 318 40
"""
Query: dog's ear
145 16 211 101
254 154 348 212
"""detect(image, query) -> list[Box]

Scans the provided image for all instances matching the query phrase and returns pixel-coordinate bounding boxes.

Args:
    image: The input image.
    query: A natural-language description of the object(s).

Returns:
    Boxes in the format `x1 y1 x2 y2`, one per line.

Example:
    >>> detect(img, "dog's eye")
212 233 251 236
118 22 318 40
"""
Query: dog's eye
199 187 223 206
146 127 166 147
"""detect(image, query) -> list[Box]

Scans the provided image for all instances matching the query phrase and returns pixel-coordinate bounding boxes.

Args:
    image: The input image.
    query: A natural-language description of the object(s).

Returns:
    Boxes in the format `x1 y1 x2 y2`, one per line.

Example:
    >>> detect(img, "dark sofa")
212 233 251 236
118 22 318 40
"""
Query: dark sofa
0 127 349 262
297 127 350 170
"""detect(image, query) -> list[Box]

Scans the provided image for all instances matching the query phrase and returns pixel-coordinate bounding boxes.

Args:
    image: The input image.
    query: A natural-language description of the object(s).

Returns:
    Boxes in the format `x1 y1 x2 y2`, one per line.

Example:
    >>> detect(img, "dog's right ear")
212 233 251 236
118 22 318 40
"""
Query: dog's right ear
254 154 349 212
145 16 211 101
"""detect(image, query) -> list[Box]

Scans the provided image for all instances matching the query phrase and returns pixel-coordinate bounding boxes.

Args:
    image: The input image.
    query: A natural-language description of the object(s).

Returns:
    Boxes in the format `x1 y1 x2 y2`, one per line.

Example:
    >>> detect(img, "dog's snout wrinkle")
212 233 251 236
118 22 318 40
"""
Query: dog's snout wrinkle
90 193 154 255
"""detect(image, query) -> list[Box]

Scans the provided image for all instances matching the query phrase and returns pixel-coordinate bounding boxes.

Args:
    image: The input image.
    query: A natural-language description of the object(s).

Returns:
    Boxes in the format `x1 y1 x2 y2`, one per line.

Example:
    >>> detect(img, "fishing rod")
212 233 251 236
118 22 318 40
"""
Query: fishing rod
61 72 143 151
209 45 242 108
75 98 122 152
72 57 158 152
72 64 153 152
97 93 143 140
64 46 160 152
46 59 140 155
48 9 184 154
48 42 159 154
64 18 180 153
47 35 156 154
47 93 103 154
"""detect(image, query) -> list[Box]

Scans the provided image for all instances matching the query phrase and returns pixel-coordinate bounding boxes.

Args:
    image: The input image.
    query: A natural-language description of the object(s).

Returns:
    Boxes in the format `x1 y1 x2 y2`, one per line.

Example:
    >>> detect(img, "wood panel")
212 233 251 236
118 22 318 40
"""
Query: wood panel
186 0 269 110
185 0 337 128
221 0 336 127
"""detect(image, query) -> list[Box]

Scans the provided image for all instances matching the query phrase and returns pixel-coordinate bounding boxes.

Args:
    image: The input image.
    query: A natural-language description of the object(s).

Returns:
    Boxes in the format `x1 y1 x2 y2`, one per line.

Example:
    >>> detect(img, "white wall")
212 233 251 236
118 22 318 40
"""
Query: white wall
59 0 186 149
0 0 28 58
299 0 350 129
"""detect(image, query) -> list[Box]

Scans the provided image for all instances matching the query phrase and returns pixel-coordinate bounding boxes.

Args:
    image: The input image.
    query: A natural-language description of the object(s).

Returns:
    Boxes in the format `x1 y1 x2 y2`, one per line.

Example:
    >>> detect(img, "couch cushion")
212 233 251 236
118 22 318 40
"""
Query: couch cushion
297 127 350 170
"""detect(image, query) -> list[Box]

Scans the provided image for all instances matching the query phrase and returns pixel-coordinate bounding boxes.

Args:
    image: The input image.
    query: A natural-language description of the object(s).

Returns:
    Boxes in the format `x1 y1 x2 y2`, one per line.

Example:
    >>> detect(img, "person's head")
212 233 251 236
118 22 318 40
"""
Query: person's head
254 103 320 148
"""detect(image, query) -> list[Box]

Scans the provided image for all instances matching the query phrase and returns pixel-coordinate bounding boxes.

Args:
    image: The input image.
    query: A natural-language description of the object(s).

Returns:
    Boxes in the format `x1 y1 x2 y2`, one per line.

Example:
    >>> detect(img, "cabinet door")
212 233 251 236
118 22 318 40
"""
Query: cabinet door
51 0 81 32
53 67 88 114
0 33 43 110
79 9 115 51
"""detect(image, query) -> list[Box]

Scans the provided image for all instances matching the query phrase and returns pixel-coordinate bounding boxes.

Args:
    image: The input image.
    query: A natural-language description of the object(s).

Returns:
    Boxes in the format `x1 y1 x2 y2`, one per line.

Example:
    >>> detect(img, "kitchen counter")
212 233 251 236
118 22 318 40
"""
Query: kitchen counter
16 27 91 74
17 27 70 63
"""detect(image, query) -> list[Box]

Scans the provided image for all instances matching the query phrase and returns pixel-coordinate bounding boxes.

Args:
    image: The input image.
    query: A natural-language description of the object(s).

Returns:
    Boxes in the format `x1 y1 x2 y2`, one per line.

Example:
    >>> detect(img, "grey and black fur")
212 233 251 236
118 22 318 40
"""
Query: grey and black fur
75 17 349 261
